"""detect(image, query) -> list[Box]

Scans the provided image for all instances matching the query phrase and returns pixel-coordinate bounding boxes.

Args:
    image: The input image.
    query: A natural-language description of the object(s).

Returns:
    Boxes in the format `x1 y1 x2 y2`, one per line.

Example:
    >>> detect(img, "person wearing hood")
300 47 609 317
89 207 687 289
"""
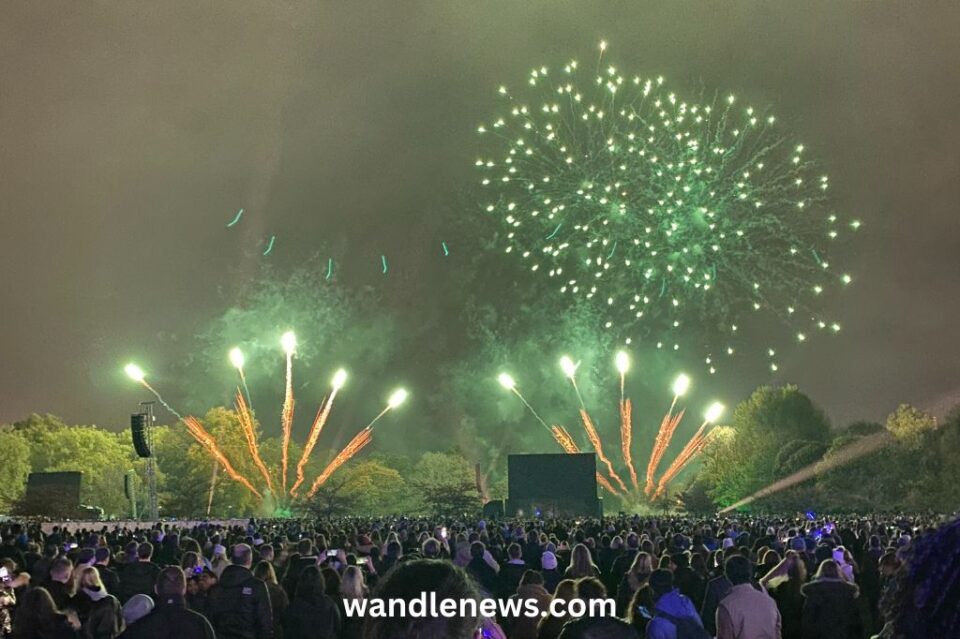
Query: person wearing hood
206 544 273 639
280 566 340 639
801 559 862 639
502 571 551 639
121 567 214 639
117 545 160 605
539 551 562 594
72 567 122 639
644 569 705 639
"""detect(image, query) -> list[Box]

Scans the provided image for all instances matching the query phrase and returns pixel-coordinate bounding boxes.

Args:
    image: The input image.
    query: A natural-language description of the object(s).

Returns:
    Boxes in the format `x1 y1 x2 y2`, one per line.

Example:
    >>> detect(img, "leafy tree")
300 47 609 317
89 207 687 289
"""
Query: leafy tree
886 404 937 450
0 427 31 511
306 460 408 517
410 451 481 516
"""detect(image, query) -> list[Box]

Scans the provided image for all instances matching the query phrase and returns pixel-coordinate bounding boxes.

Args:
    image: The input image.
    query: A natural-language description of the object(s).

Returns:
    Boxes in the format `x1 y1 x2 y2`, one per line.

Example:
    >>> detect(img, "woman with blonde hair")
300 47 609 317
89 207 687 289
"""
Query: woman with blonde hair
253 560 288 639
801 559 862 639
72 566 122 639
616 551 653 616
563 544 599 580
338 566 366 639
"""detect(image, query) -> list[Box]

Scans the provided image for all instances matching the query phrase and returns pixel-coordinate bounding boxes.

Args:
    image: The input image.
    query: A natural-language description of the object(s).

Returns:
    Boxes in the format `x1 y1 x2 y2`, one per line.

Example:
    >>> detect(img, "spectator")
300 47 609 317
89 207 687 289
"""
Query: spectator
564 544 600 580
118 545 160 605
616 551 652 617
801 559 862 639
502 570 551 639
11 588 80 639
206 544 273 639
625 580 656 637
644 569 705 639
556 617 639 639
92 551 118 600
540 552 562 594
608 534 640 590
716 555 780 639
252 561 287 639
537 578 577 639
121 567 214 639
874 516 960 639
209 546 229 579
280 566 340 639
467 542 498 595
338 565 366 639
72 567 122 639
699 550 733 637
671 552 706 611
760 551 806 639
43 559 74 612
497 543 527 598
118 596 153 631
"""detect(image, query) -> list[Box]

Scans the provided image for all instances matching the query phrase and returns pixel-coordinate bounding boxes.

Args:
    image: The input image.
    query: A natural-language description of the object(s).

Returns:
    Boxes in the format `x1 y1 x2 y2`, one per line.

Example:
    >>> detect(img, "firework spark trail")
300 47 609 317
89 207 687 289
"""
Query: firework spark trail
237 368 253 408
551 425 579 453
620 399 639 490
226 209 244 227
580 409 628 492
263 235 276 255
645 409 685 495
653 424 712 498
718 431 893 513
280 351 295 495
513 389 553 434
306 428 374 496
596 473 619 496
235 391 274 494
138 380 183 421
183 416 262 499
290 391 338 496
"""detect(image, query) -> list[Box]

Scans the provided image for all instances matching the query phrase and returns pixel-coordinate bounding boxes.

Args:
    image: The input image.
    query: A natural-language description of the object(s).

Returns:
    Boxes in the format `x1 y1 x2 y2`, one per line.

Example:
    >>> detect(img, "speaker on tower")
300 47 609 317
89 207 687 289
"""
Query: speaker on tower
131 413 151 458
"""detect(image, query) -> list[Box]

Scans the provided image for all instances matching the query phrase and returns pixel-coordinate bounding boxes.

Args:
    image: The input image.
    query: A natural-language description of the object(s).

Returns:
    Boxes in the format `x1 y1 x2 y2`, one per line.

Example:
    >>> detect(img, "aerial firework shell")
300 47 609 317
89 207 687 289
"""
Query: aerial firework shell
477 54 859 368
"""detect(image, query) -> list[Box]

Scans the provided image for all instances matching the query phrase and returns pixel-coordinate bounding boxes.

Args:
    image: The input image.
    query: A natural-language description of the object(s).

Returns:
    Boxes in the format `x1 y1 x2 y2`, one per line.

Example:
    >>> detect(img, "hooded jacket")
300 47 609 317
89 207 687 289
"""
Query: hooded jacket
800 578 862 639
645 589 704 639
117 563 160 604
205 565 273 639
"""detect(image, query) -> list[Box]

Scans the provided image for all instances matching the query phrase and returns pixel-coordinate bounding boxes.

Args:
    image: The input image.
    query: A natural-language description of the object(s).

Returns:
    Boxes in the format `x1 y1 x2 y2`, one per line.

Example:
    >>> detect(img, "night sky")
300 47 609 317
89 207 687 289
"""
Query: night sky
2 1 959 433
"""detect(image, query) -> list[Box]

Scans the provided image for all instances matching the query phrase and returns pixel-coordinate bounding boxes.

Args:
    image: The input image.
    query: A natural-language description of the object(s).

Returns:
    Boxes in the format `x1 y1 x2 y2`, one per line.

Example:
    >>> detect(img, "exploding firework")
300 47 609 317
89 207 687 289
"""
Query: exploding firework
123 340 408 509
500 351 724 505
477 44 860 370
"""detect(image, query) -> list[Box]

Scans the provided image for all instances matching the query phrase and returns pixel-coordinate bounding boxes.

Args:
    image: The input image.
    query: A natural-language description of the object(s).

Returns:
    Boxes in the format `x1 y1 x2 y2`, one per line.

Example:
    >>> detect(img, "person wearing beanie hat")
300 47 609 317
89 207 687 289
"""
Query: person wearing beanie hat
122 594 155 627
540 551 562 594
722 537 735 550
645 569 704 639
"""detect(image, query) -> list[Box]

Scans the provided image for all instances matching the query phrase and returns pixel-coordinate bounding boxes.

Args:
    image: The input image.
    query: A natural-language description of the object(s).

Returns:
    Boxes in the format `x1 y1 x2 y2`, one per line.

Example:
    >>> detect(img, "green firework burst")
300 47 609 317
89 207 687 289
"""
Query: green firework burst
476 47 860 372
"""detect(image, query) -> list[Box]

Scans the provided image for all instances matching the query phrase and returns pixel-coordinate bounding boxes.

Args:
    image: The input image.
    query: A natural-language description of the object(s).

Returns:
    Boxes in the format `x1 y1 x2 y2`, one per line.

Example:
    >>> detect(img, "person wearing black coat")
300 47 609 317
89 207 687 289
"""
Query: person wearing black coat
465 543 498 595
206 545 273 639
496 544 527 598
280 567 341 639
92 551 119 602
121 567 214 639
72 567 123 639
117 546 160 605
11 588 79 639
800 560 863 639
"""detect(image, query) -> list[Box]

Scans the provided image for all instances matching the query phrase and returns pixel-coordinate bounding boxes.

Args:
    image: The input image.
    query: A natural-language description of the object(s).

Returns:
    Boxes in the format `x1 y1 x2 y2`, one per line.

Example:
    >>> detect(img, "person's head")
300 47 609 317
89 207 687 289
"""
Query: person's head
879 551 901 576
252 560 277 585
719 552 747 582
77 566 104 593
198 569 217 591
386 540 402 559
571 543 593 573
363 560 481 639
137 542 153 561
507 543 522 561
625 533 639 550
520 570 544 587
814 558 842 580
421 537 441 558
671 551 689 570
50 557 73 583
469 541 485 560
94 547 111 565
295 565 326 603
121 594 155 626
648 569 674 600
232 543 253 568
554 579 577 602
542 551 558 571
296 538 313 556
259 544 274 563
575 577 606 602
156 566 187 598
340 565 366 599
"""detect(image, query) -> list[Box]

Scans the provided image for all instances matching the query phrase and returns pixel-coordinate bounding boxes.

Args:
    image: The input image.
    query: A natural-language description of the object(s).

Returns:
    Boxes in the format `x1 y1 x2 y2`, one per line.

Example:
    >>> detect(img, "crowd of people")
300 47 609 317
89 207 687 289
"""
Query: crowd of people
0 512 957 639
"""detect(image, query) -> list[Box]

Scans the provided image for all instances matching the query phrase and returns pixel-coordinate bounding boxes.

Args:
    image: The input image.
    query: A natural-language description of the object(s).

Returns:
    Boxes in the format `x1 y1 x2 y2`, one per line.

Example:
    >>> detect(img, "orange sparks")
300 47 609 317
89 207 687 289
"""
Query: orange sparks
183 416 262 499
645 408 685 495
551 424 580 453
619 398 639 490
580 409 628 492
235 391 274 494
653 423 711 498
290 391 337 496
596 473 619 496
306 427 373 497
280 353 295 495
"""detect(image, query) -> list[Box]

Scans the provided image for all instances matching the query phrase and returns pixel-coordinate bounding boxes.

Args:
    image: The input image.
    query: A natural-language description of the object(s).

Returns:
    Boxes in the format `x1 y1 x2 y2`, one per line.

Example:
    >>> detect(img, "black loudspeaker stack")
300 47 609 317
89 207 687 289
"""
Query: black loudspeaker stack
130 413 152 458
